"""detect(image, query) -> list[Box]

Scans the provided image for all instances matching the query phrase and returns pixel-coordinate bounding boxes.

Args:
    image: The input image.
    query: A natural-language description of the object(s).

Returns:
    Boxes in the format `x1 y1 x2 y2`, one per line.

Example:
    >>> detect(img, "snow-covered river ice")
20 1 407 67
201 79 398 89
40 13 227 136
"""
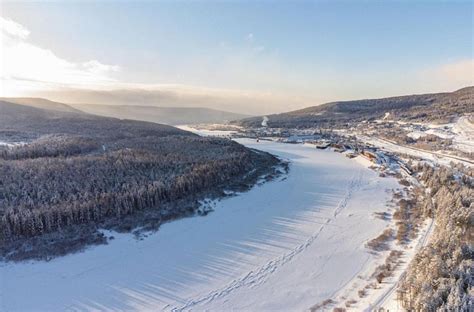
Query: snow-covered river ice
0 137 401 311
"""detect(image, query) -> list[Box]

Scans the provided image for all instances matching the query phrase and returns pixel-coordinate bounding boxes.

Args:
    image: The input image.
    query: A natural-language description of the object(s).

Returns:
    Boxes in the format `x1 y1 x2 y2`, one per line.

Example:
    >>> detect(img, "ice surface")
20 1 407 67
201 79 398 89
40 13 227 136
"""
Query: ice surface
0 137 400 311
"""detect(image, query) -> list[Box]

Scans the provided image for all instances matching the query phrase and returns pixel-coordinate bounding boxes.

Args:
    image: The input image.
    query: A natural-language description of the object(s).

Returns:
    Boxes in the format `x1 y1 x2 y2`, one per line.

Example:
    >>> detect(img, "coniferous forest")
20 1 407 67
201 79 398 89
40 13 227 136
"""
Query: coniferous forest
0 100 280 260
397 164 473 310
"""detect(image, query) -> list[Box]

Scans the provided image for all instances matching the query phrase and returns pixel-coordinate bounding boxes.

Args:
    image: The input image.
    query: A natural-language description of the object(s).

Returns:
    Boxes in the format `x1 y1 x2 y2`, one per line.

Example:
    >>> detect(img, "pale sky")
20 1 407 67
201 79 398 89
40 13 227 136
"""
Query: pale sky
0 1 473 114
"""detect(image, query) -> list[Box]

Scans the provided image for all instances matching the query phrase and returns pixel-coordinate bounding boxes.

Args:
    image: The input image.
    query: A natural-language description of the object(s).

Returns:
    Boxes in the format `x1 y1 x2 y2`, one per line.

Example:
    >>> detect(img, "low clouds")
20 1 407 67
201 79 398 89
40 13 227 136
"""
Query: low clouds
1 17 471 116
0 17 119 95
0 17 304 114
418 59 474 92
1 17 29 39
435 59 474 87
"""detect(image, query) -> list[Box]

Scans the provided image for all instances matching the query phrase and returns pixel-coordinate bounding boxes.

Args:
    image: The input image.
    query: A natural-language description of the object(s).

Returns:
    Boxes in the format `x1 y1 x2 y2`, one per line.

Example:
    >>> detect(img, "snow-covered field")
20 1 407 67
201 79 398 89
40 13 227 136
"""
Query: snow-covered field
0 138 402 311
358 135 473 167
405 116 474 155
177 125 237 137
452 116 474 154
0 141 25 148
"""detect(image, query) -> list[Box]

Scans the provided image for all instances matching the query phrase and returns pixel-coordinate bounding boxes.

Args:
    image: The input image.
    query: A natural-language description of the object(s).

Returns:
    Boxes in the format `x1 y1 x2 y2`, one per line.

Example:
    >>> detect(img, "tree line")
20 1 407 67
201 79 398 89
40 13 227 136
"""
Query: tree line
0 135 270 241
397 163 472 310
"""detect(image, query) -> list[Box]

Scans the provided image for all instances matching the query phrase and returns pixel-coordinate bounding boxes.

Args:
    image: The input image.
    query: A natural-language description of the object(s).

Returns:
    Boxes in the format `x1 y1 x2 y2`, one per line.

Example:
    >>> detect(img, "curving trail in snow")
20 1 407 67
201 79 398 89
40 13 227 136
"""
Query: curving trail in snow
172 169 364 312
0 138 400 312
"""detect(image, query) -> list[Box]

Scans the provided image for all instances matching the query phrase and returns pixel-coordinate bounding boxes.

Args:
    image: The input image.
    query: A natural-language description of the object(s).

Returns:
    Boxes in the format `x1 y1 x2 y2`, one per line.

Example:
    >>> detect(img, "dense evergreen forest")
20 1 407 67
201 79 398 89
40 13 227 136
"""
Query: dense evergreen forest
0 100 279 260
398 164 473 310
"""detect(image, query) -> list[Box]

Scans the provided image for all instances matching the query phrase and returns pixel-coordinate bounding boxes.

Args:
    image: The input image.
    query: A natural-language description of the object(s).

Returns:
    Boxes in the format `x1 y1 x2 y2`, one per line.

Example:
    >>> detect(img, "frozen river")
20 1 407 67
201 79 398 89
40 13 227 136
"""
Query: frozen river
1 137 400 311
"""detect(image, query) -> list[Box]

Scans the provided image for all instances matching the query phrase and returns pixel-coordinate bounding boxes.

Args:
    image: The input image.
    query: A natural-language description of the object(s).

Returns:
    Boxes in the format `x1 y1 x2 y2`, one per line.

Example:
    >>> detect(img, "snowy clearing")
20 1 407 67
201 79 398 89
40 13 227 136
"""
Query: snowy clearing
1 138 401 311
358 135 473 167
452 116 474 154
177 125 237 137
403 116 473 154
0 141 25 148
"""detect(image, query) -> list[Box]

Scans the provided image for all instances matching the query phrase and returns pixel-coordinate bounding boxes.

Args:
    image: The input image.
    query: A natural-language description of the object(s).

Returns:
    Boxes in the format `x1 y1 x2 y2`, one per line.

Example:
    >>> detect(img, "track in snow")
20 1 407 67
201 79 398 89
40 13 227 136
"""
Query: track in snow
170 169 364 312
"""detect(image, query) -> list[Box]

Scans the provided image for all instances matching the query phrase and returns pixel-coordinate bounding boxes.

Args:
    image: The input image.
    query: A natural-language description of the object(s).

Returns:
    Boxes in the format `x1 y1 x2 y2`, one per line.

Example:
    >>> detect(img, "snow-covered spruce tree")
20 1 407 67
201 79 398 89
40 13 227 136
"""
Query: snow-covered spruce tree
398 164 473 310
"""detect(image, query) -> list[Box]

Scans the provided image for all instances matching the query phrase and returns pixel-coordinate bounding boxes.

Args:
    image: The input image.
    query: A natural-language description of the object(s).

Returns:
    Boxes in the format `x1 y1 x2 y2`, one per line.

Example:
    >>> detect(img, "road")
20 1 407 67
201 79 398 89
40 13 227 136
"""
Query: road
361 136 473 167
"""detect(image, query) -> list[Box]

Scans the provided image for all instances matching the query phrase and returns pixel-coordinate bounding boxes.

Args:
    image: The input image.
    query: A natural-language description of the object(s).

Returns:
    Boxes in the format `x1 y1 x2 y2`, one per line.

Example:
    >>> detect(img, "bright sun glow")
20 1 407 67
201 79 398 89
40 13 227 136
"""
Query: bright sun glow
0 17 119 97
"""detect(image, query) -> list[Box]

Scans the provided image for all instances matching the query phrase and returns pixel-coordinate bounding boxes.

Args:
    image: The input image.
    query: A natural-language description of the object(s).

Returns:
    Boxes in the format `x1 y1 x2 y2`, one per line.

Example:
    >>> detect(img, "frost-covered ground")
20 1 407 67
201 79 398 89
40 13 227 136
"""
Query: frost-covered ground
177 125 237 137
404 116 474 155
0 141 25 147
357 135 473 167
452 116 474 154
0 138 401 311
331 217 435 311
370 218 435 311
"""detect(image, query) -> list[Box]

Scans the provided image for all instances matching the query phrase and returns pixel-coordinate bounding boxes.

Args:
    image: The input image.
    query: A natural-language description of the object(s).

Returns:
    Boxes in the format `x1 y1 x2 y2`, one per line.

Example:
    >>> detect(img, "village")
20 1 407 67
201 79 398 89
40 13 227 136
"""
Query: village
201 124 415 178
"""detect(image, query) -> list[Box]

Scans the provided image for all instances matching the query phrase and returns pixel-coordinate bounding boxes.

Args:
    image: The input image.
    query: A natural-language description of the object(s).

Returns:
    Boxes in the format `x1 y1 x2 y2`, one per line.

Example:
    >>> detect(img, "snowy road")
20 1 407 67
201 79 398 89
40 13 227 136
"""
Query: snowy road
359 136 474 167
369 218 435 311
0 139 400 311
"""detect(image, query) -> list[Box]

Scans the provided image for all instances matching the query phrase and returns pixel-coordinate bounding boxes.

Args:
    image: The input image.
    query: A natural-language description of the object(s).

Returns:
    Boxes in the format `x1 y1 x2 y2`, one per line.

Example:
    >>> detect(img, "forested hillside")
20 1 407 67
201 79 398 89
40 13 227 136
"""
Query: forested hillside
0 100 279 261
236 87 473 128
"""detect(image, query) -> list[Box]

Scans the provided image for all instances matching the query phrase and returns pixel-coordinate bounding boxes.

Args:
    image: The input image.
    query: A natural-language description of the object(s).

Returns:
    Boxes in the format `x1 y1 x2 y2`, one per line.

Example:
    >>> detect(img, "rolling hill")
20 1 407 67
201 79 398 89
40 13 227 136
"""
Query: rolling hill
69 104 250 125
236 86 473 128
0 97 250 126
0 97 83 114
0 100 186 142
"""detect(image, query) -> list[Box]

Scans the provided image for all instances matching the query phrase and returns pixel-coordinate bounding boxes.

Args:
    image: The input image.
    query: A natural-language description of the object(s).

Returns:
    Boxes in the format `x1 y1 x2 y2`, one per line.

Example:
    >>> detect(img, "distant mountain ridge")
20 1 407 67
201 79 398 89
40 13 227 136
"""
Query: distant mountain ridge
236 86 473 128
0 99 188 142
69 103 250 125
0 97 83 114
0 97 250 126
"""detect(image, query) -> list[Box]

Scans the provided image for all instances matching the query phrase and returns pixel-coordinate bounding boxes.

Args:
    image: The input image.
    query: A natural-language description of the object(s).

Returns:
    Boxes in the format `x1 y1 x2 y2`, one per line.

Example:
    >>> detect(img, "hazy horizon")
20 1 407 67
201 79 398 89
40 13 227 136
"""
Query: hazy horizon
1 85 472 117
1 1 473 114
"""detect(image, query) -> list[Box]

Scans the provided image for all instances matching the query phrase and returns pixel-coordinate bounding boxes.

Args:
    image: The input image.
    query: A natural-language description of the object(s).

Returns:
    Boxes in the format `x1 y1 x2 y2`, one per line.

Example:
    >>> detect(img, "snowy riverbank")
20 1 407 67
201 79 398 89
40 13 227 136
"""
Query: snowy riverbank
1 138 402 311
